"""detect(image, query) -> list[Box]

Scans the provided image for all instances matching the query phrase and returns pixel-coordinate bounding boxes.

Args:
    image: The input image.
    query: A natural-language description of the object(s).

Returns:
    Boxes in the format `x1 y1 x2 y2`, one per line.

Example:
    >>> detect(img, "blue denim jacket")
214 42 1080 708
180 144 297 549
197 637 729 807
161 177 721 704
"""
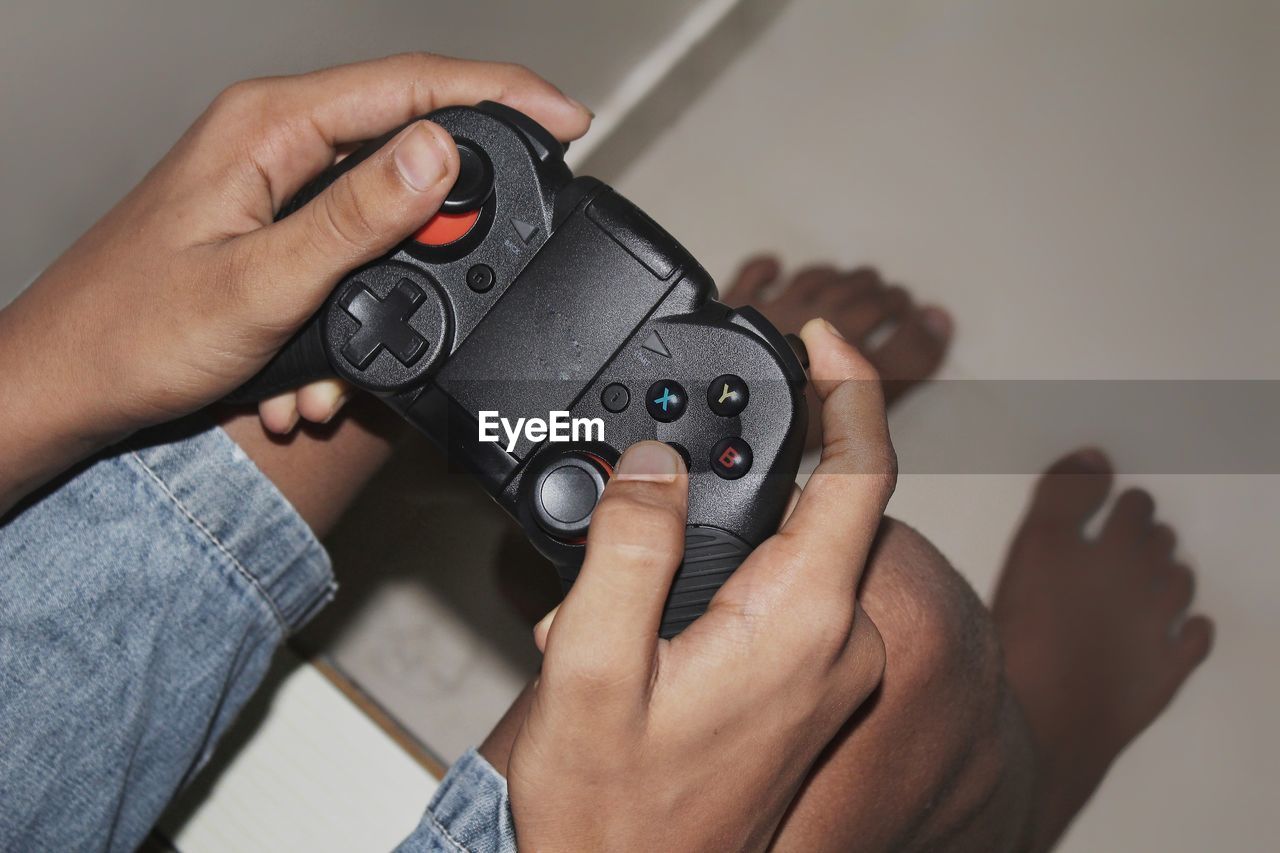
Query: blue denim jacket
0 423 514 852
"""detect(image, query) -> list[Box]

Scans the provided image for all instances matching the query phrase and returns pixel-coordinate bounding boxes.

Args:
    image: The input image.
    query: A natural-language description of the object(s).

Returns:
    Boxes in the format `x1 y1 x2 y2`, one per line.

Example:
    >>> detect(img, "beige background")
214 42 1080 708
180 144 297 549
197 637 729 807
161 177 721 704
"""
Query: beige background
0 0 702 297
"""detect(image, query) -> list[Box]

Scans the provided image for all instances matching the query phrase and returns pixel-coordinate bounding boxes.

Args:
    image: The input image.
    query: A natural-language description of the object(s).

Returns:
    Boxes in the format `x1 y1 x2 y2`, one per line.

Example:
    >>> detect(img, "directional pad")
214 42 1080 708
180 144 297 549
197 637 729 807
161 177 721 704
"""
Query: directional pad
338 278 428 369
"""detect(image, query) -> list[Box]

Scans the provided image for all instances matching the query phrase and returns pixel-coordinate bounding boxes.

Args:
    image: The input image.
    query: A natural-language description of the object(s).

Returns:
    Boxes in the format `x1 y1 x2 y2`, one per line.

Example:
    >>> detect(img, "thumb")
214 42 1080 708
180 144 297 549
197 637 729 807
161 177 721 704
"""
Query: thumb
242 119 459 320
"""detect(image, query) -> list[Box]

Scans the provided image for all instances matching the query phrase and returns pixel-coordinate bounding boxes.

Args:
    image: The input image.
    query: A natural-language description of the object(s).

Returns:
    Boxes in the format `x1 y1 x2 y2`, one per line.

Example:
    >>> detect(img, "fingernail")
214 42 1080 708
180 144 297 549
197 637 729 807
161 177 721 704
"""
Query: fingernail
560 90 594 118
616 441 681 482
394 123 448 191
321 392 351 424
821 318 847 341
920 307 953 340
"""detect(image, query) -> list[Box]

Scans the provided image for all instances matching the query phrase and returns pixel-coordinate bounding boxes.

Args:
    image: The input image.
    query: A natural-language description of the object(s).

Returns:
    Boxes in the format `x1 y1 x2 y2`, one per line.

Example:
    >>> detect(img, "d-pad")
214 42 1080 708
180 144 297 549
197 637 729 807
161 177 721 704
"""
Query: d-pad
338 278 428 369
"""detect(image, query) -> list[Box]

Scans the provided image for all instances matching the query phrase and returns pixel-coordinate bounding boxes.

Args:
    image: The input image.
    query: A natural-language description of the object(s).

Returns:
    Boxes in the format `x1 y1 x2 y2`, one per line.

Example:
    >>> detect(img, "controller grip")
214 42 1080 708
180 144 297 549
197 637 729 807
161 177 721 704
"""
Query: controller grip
659 526 753 638
225 323 334 404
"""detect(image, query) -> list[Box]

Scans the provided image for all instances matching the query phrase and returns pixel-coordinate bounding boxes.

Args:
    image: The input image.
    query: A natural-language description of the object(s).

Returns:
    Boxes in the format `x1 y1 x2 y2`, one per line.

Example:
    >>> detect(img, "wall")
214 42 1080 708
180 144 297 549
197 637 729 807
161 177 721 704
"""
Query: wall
0 0 703 300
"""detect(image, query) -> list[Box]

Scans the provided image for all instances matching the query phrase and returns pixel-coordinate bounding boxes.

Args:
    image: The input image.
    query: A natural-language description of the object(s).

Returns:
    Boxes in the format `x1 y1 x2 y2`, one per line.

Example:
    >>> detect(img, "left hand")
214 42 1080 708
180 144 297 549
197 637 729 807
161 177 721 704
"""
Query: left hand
0 54 591 510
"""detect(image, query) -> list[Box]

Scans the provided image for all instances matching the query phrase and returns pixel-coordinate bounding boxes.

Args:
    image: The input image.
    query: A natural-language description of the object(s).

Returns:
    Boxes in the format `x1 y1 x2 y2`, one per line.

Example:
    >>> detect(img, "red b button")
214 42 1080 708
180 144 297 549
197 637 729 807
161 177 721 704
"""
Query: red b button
710 436 753 480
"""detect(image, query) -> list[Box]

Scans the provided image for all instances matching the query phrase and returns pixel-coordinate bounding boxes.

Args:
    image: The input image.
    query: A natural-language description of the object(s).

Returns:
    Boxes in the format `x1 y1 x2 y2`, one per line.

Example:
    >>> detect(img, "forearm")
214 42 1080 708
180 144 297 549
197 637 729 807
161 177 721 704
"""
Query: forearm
0 293 127 514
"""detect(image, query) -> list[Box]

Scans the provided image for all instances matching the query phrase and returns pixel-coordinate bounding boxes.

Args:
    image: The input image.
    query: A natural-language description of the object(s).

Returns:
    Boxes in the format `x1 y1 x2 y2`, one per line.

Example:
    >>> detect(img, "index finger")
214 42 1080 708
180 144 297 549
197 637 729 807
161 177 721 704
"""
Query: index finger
225 53 592 206
758 319 897 594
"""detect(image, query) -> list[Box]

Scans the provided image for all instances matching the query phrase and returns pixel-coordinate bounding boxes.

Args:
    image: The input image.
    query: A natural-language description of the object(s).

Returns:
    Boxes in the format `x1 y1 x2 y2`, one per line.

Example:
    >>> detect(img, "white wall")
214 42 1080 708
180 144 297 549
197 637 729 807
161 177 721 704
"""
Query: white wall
0 0 703 300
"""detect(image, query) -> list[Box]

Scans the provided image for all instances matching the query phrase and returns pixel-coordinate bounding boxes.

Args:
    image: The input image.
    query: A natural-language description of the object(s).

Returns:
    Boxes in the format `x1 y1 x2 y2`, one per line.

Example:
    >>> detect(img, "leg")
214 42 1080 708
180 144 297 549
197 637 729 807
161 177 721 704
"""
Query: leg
768 519 1037 852
214 396 404 537
770 452 1212 852
993 450 1213 851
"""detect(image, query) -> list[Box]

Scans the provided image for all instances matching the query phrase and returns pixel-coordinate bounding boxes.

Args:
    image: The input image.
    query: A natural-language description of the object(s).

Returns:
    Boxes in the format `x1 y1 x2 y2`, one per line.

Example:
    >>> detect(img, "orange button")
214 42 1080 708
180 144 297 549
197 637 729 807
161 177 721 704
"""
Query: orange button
414 209 481 246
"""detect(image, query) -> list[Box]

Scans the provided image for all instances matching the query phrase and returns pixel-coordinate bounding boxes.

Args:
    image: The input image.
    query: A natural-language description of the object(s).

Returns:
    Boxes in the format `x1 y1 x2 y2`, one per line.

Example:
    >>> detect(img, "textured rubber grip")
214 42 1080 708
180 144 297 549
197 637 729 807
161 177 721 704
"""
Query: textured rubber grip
659 526 753 638
224 323 333 403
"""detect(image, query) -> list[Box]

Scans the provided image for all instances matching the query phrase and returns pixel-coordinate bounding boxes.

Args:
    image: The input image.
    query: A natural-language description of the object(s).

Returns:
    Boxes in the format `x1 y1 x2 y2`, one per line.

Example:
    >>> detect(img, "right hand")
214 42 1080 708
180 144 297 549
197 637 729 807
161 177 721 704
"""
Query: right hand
505 318 897 851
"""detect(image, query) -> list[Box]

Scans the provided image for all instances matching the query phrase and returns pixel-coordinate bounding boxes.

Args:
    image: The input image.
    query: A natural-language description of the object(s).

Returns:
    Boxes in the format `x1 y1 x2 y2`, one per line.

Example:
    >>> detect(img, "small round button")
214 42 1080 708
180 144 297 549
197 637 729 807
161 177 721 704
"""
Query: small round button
466 264 495 293
645 380 687 422
601 383 630 413
707 374 749 417
533 454 610 540
710 437 753 479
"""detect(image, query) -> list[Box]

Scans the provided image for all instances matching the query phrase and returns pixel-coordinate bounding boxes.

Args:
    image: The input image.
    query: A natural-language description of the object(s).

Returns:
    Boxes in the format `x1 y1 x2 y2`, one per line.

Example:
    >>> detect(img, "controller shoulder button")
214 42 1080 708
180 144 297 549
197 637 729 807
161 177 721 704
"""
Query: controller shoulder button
474 100 565 164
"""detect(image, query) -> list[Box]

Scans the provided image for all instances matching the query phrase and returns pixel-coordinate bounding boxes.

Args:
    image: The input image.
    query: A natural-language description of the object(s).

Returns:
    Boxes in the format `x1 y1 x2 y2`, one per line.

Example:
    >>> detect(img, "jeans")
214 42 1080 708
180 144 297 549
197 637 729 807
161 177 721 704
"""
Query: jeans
0 421 514 852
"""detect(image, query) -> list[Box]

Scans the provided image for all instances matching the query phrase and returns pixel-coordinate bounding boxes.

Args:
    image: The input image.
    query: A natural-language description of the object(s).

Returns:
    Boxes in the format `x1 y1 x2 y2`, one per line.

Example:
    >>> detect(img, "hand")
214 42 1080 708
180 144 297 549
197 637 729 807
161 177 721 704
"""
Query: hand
0 54 591 510
505 319 896 851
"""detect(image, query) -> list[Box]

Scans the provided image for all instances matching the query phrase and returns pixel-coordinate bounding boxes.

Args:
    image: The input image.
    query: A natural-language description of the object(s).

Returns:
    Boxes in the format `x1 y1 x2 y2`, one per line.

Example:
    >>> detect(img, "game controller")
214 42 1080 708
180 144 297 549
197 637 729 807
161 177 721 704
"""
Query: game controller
230 102 808 637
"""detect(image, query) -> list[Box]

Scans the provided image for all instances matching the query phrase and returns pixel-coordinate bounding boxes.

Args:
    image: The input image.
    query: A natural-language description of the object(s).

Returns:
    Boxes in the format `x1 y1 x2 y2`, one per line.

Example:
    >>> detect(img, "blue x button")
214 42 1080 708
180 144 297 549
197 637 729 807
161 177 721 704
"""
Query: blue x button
645 380 687 422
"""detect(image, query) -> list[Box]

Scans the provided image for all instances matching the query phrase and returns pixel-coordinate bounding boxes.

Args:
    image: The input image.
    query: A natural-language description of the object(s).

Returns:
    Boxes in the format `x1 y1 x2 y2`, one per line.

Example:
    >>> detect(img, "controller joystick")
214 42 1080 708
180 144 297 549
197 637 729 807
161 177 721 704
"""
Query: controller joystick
229 103 808 636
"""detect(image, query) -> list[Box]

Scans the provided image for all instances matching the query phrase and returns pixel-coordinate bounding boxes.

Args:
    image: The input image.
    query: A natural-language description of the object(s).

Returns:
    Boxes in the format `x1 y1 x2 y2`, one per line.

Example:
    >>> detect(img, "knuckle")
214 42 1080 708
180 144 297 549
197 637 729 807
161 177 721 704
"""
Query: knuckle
388 51 438 75
312 174 378 255
824 431 897 503
589 495 685 565
493 62 550 98
801 596 858 658
207 78 272 124
498 61 537 83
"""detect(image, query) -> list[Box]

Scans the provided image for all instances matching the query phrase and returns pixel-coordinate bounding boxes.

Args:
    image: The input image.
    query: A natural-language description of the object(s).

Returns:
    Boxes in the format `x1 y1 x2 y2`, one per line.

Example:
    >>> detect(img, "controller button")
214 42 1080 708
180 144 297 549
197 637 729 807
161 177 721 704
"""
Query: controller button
666 441 692 471
707 374 749 417
645 380 687 422
338 279 428 369
534 453 611 539
641 329 671 359
511 217 540 245
475 101 565 164
784 333 810 370
466 264 496 293
413 209 481 246
440 142 493 213
710 437 753 480
601 383 630 413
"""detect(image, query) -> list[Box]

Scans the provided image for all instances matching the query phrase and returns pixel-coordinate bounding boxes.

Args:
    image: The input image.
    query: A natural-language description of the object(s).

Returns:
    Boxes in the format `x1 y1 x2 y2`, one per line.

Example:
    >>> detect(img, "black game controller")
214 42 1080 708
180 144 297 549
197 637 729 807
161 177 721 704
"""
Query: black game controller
230 102 808 637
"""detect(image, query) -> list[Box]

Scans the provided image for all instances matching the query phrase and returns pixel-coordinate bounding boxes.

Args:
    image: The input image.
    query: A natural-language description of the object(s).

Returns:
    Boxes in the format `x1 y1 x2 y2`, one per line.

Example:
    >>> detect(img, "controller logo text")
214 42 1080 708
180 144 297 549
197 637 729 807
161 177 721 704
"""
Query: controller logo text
478 411 605 452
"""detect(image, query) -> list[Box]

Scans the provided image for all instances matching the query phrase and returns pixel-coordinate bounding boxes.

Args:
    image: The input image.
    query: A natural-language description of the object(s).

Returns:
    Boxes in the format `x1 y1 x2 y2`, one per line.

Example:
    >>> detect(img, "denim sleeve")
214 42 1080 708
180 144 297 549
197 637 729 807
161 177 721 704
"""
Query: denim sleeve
0 421 335 852
398 749 518 853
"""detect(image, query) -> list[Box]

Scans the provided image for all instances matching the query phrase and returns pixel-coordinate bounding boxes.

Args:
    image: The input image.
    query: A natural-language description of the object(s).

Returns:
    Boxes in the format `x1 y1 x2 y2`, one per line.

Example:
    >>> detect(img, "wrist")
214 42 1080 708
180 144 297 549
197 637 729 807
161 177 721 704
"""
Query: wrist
0 296 130 512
